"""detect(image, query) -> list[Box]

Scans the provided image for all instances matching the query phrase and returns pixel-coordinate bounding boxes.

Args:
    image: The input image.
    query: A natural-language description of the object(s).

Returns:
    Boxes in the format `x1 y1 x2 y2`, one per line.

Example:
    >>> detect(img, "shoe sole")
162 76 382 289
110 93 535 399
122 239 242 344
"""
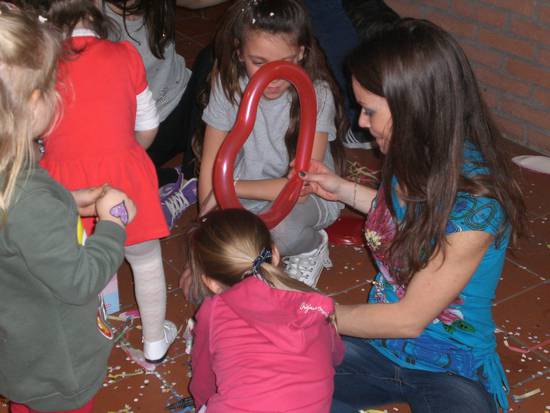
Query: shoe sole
144 353 168 364
343 141 376 150
143 323 181 364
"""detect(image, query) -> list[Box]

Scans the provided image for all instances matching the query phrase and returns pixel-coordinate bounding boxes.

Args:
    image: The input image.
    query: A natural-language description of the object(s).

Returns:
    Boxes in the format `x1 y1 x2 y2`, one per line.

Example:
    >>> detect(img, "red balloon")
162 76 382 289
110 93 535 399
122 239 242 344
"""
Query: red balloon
213 61 317 229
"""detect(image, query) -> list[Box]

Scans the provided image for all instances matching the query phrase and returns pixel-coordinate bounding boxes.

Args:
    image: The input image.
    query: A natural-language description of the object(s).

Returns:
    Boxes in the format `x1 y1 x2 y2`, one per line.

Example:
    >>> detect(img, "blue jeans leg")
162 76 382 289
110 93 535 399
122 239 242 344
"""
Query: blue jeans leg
303 0 359 125
331 337 498 413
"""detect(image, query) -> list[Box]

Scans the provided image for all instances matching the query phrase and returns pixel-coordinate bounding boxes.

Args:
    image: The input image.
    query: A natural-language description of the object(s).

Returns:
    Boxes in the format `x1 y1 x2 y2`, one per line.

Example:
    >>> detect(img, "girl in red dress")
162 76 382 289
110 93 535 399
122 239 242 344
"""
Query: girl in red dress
36 0 177 363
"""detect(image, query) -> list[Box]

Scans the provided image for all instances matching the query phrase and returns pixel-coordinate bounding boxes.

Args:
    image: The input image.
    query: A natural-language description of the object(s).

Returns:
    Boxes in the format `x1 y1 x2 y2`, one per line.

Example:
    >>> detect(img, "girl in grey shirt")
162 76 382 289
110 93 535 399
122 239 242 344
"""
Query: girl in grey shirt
198 0 347 287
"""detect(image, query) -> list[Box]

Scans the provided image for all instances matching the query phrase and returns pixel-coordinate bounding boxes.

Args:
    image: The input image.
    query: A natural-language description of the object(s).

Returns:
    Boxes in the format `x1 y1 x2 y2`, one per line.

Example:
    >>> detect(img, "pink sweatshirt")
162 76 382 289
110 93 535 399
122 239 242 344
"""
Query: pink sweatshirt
190 276 345 413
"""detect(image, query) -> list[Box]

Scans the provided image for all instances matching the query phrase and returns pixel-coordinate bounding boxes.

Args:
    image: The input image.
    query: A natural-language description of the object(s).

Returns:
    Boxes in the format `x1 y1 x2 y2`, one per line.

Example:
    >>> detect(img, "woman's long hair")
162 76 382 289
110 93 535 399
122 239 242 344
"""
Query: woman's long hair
102 0 175 59
184 209 314 305
197 0 346 174
348 18 525 285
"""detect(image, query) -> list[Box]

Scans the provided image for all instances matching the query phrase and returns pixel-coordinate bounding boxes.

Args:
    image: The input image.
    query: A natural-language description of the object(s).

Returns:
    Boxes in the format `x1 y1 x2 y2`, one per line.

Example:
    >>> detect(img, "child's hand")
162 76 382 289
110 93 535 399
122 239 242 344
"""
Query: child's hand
71 185 107 216
96 187 137 227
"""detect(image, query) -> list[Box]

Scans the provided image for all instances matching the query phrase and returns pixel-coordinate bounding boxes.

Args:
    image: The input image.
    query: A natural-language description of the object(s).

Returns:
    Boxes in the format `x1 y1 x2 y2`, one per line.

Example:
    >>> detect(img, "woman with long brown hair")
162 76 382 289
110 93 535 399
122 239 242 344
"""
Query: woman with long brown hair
301 18 525 413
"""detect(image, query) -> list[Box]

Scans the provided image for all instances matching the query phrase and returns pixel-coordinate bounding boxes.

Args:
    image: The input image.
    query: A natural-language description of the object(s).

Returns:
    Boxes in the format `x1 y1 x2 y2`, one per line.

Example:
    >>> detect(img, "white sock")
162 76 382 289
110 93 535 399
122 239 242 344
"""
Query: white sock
125 239 166 343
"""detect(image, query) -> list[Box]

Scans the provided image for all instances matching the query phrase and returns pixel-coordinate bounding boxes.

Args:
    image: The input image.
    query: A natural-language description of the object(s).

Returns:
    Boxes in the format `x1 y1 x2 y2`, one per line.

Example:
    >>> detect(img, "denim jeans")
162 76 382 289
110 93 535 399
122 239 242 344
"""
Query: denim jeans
331 337 498 413
303 0 359 125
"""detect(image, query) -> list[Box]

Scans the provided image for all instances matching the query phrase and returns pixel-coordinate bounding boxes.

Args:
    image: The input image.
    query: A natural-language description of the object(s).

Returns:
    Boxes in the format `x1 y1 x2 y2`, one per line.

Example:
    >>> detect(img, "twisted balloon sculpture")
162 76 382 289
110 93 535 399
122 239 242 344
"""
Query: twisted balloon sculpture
212 61 317 229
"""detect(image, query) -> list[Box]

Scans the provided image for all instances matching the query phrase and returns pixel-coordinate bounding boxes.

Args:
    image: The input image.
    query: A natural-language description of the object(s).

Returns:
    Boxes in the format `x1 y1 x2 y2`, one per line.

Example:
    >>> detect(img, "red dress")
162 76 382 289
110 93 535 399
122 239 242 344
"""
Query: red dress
40 36 169 245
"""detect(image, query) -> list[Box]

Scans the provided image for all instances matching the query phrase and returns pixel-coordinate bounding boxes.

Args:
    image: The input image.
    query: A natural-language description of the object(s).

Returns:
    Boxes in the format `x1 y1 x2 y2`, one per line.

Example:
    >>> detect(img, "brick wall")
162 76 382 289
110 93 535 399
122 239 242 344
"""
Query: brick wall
384 0 550 155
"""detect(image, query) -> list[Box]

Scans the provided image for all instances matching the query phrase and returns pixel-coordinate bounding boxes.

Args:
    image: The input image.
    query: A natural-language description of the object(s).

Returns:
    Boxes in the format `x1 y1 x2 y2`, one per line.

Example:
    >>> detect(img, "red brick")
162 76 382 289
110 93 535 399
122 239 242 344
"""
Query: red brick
453 0 507 27
533 88 550 108
506 59 550 89
526 128 550 154
478 28 535 59
479 0 535 17
422 0 450 9
461 43 503 69
538 3 550 25
510 17 550 47
475 66 531 98
425 10 477 39
493 113 524 140
539 48 550 67
501 98 550 131
384 0 424 18
481 87 500 110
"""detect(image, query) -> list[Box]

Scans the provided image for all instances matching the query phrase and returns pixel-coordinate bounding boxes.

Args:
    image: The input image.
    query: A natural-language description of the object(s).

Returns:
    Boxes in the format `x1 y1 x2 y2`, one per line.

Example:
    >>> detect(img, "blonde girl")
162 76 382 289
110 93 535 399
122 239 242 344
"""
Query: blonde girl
185 208 344 413
0 4 135 412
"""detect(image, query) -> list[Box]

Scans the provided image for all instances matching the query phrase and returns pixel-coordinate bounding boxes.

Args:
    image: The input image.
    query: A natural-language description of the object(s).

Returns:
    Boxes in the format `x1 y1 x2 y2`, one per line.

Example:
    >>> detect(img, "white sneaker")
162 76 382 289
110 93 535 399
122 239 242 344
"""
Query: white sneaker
143 320 178 363
283 230 333 288
342 127 376 150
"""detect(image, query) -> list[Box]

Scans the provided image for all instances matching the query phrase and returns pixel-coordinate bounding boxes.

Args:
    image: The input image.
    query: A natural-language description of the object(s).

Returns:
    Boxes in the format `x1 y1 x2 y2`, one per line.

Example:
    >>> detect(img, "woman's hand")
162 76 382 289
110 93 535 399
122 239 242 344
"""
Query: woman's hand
298 159 347 201
297 159 377 213
71 185 107 217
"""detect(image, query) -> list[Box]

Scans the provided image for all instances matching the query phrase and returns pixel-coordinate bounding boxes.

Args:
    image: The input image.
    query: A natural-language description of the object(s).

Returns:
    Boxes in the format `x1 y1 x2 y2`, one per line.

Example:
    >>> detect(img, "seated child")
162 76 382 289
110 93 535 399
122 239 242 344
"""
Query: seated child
185 209 345 413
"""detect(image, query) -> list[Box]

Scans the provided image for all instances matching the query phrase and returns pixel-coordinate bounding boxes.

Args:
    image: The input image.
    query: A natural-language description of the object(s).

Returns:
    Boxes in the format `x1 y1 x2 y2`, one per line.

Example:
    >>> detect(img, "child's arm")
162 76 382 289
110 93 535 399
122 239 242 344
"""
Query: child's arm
9 187 129 305
135 86 159 149
135 128 158 149
190 299 217 407
200 126 330 211
198 124 227 210
233 131 329 201
124 41 159 149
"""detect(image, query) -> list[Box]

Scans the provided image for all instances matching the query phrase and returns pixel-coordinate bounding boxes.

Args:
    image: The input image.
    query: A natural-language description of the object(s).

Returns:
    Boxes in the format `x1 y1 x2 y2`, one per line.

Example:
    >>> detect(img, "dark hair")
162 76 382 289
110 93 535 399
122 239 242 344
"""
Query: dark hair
342 0 400 41
184 209 313 305
348 18 525 285
205 0 346 173
101 0 175 59
22 0 112 39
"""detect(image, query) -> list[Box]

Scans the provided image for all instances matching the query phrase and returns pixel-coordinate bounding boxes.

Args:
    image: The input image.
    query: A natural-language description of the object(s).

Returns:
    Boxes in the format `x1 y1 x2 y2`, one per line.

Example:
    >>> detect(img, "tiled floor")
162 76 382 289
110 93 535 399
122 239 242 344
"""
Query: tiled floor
2 4 549 413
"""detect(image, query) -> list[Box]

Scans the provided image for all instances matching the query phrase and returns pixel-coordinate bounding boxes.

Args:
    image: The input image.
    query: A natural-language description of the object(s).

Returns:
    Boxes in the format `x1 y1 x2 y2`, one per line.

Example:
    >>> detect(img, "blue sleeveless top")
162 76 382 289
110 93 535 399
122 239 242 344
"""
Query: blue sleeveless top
365 142 510 411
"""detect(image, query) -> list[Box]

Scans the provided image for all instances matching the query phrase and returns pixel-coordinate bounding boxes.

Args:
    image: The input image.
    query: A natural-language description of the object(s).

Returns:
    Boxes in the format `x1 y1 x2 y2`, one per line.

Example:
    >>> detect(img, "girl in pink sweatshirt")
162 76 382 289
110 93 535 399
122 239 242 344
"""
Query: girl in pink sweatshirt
184 209 344 413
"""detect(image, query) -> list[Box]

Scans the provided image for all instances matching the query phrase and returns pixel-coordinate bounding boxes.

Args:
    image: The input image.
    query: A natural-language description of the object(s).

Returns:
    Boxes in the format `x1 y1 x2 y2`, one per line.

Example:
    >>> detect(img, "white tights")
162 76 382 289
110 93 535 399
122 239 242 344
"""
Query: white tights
124 239 166 343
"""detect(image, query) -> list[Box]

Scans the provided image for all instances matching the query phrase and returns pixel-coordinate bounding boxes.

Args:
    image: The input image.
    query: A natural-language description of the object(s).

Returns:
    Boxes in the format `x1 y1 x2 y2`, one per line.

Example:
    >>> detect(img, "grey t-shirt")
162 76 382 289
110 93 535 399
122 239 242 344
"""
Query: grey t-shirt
105 6 191 122
203 75 338 212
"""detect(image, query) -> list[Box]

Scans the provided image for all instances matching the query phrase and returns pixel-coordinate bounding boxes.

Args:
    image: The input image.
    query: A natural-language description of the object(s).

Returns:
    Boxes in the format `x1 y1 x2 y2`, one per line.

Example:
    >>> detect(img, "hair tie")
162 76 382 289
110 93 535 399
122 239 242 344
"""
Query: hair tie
251 247 272 275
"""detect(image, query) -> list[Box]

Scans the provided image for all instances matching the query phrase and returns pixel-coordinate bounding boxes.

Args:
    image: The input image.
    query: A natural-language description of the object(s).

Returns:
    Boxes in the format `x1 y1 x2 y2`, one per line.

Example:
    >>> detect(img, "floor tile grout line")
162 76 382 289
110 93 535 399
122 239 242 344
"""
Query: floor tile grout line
505 256 547 279
494 279 548 306
510 367 550 389
327 280 373 297
164 258 181 274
